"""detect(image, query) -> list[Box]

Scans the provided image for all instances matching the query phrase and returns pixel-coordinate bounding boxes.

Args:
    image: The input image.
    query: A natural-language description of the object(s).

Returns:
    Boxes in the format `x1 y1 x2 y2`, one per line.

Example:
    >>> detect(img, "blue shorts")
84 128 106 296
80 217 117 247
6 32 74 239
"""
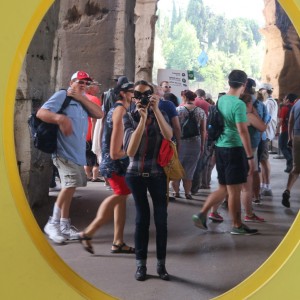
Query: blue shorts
215 146 248 185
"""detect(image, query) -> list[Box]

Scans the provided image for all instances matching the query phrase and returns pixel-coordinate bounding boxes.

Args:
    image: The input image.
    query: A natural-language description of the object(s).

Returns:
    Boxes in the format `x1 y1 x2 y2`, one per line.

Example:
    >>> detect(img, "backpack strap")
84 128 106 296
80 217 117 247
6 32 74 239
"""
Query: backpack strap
57 91 72 114
184 106 198 114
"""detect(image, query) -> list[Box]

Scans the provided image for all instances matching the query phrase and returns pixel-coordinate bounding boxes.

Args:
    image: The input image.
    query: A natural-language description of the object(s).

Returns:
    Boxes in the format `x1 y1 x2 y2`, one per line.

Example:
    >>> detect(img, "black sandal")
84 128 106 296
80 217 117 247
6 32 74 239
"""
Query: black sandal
111 242 135 254
78 232 94 254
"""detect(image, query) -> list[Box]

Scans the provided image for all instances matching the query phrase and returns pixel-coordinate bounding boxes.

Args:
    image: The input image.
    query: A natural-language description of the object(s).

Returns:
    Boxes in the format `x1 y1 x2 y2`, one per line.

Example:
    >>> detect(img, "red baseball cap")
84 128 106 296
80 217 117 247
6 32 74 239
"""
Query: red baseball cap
71 70 92 81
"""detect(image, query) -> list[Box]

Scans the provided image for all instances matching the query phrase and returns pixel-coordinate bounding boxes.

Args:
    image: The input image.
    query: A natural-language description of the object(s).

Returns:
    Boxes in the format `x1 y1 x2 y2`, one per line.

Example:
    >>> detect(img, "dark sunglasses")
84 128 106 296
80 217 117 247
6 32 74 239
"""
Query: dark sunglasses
134 90 152 99
75 80 91 86
163 85 171 88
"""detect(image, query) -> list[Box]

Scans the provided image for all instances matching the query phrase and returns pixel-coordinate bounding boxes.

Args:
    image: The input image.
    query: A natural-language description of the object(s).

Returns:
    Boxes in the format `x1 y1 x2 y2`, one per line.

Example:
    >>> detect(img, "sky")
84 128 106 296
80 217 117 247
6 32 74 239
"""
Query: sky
157 0 265 27
202 0 265 26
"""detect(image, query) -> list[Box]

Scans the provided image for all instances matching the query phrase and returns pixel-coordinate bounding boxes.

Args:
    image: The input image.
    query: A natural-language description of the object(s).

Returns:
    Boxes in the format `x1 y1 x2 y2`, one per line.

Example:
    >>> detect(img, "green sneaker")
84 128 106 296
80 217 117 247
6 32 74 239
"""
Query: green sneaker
230 223 258 235
192 213 207 230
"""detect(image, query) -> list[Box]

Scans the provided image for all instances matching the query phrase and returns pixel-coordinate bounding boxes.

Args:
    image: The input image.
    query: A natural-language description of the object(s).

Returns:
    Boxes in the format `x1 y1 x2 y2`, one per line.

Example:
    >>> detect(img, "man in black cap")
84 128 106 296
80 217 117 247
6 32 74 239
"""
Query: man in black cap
102 76 129 116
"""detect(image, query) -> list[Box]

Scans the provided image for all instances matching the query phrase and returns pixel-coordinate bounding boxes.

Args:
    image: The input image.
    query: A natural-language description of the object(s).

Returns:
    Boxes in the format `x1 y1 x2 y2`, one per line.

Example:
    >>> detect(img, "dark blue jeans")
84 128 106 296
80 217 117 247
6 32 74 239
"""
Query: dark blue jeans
279 131 293 167
125 173 168 263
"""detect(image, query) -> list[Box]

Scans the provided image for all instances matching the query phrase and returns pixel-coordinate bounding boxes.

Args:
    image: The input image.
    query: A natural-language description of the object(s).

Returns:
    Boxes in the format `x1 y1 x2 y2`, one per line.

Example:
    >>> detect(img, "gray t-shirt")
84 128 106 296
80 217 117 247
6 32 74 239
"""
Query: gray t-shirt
290 100 300 136
41 89 88 165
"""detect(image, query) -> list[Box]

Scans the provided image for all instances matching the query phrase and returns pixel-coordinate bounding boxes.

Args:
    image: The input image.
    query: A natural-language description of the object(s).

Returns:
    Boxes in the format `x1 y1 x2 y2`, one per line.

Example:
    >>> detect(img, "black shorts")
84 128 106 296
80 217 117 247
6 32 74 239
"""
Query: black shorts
86 150 99 167
85 141 99 167
215 146 248 185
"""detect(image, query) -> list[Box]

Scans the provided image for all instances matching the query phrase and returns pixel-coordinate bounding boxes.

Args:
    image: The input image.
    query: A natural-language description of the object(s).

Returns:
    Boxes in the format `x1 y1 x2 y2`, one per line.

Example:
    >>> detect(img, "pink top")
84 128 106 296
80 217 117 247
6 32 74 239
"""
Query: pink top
194 97 210 116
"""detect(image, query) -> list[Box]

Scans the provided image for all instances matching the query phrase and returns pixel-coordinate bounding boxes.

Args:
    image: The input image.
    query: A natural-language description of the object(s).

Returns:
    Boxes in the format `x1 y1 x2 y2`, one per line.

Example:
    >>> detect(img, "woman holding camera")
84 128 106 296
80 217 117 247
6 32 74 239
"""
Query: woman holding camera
123 80 173 281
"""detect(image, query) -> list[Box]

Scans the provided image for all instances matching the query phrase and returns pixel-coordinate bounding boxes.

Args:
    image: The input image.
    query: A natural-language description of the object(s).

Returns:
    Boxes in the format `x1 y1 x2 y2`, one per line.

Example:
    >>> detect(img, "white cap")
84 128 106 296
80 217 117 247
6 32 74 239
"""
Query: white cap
206 93 212 100
259 83 273 90
70 70 92 81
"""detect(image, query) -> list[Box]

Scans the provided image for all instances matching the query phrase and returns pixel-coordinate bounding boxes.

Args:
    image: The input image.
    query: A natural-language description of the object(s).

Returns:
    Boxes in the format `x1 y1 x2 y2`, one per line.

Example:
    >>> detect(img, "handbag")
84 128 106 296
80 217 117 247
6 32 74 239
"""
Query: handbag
157 139 185 203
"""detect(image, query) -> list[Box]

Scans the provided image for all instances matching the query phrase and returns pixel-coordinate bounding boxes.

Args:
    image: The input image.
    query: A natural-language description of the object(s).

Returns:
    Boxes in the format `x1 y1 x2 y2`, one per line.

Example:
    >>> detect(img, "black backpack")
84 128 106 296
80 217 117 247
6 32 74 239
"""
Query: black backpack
102 88 117 116
28 92 72 154
181 107 200 139
207 102 224 142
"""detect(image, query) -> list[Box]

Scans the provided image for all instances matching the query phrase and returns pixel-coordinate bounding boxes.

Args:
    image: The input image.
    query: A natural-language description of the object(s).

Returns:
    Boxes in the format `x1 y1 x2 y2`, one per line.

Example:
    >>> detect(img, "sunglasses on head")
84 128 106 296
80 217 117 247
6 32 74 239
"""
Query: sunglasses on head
121 82 134 89
133 90 152 99
75 80 91 86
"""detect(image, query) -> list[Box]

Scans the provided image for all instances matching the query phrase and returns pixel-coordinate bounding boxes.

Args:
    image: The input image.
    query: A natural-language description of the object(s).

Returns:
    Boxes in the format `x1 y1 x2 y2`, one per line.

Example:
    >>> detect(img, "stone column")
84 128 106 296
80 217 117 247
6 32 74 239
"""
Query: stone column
261 0 300 99
15 1 61 207
134 0 158 82
56 0 136 90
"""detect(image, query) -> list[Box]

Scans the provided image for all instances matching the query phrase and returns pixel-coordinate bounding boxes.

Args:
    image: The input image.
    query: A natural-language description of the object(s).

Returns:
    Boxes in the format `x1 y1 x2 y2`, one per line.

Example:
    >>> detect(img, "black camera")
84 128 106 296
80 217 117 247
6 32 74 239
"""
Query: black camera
140 95 151 106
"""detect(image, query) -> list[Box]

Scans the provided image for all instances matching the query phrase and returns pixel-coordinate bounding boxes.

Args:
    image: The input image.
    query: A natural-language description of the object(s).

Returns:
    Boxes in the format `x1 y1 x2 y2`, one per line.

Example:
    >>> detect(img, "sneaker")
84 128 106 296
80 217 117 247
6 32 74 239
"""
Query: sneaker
284 165 293 173
244 213 265 222
221 199 228 209
44 217 66 243
60 219 79 240
282 190 291 208
192 213 207 229
49 184 61 192
104 182 113 191
230 223 258 235
252 199 262 205
261 188 273 197
208 212 224 222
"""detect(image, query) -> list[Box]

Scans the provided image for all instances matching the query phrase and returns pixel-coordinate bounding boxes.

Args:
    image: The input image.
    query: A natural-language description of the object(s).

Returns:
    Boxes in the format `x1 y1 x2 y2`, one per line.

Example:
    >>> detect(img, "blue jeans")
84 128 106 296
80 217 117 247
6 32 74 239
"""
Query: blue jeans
125 173 168 264
279 131 293 167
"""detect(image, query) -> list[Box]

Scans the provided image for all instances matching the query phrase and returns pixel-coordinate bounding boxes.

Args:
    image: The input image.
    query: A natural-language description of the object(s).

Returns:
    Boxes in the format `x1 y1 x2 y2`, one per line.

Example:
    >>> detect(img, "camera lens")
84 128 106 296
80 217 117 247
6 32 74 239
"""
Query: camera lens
140 96 150 106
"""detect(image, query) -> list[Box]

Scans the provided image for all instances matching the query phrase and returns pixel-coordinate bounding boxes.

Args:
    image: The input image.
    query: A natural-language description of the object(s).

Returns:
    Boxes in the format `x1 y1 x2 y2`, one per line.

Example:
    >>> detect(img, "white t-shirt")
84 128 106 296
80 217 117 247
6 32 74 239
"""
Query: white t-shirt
265 97 278 140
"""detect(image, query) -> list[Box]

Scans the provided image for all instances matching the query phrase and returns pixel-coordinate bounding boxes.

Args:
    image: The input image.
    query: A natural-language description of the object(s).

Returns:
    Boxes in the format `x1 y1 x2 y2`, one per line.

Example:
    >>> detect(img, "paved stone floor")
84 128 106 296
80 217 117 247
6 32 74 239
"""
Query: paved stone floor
36 152 300 300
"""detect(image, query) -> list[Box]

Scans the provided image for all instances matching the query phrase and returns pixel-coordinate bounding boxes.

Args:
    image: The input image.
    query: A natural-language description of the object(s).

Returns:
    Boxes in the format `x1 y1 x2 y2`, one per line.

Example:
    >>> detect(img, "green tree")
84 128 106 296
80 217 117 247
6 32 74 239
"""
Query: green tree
155 0 265 96
163 20 201 70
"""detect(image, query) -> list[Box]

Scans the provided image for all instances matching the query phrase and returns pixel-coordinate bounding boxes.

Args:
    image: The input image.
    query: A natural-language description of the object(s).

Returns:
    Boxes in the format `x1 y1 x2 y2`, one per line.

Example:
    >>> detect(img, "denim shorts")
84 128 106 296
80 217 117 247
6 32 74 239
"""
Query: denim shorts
215 146 248 185
53 156 87 188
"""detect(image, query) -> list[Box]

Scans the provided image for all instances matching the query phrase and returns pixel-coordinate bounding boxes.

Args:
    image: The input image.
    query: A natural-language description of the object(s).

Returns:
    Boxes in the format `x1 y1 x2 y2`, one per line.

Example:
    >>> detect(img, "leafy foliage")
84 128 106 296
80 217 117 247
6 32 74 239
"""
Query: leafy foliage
154 0 265 97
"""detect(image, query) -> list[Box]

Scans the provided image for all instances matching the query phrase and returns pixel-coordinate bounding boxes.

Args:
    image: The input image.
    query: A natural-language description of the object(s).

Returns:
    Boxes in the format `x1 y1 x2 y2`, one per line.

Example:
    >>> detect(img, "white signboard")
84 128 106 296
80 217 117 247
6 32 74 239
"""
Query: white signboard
157 68 189 101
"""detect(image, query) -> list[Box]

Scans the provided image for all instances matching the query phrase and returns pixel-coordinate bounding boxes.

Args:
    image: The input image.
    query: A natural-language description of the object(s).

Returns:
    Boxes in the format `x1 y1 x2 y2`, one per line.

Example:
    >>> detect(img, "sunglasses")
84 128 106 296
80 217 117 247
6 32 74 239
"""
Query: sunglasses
75 80 91 86
163 86 171 88
133 90 152 99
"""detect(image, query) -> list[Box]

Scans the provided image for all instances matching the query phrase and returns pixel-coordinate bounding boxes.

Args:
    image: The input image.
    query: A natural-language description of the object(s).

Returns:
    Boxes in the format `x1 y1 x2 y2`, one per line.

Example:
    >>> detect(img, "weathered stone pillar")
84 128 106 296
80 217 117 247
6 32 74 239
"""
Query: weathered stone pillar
261 0 300 99
134 0 158 82
15 1 61 207
56 0 136 90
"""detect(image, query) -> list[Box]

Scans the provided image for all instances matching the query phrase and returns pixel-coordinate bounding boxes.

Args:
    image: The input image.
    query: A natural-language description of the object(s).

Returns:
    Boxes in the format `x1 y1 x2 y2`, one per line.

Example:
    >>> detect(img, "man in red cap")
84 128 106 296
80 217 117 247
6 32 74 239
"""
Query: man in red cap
37 70 103 243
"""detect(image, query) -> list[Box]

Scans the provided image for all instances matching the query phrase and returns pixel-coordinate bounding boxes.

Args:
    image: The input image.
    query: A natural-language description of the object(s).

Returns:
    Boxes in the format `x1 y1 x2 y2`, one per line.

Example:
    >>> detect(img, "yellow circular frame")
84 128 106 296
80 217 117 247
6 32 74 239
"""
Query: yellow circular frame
1 1 300 299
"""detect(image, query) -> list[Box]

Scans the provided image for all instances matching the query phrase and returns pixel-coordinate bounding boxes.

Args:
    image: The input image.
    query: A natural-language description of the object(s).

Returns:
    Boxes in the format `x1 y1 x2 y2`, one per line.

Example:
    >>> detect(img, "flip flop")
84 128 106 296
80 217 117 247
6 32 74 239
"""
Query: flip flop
91 178 102 182
78 232 94 254
111 243 135 254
